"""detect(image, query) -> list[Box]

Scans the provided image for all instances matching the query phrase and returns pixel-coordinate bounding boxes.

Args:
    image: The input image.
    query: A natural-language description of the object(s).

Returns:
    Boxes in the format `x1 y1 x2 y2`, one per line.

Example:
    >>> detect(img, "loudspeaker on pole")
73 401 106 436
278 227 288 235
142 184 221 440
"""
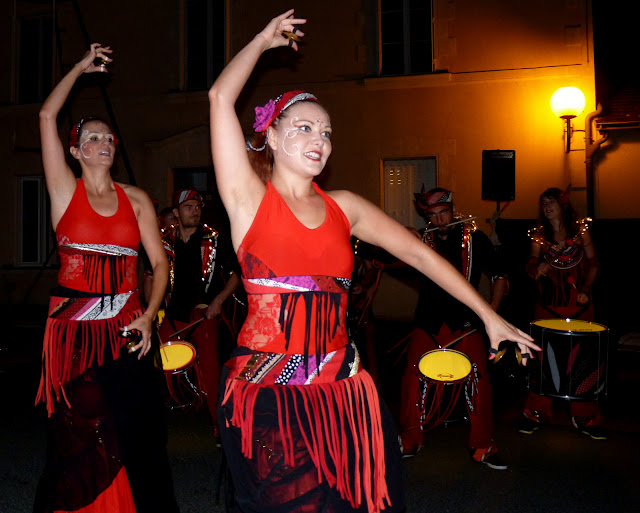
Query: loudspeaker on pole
482 150 515 201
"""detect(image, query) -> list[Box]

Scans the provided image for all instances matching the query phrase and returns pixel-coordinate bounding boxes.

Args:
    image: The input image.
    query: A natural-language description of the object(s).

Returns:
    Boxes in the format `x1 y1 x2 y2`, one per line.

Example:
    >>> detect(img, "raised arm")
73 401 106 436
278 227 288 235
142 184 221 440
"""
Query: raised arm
39 43 112 228
331 190 540 360
208 10 305 246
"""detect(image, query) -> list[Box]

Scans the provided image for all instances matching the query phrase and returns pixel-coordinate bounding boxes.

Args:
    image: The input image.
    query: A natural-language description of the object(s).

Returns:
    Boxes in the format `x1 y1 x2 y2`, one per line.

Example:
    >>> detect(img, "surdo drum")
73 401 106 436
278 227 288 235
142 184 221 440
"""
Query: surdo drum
416 349 476 427
157 307 206 410
529 319 609 401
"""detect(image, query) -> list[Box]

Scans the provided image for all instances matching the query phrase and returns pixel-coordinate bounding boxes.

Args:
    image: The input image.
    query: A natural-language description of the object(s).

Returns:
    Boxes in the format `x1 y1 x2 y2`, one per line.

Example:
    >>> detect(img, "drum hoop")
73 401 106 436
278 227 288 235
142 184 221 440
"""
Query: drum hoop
531 319 608 335
160 340 196 373
418 348 472 383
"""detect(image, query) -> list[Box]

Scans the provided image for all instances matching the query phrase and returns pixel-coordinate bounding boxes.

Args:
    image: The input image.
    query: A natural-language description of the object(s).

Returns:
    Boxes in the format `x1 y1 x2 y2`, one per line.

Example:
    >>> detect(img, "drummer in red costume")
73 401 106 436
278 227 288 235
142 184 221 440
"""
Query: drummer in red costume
398 187 508 469
160 187 242 430
518 187 605 439
34 44 179 513
209 10 539 513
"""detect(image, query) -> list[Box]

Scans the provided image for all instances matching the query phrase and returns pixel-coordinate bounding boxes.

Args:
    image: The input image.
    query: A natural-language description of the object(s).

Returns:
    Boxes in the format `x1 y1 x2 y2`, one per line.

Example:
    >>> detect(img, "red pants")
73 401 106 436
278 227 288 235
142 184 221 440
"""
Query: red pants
399 325 495 452
159 315 221 427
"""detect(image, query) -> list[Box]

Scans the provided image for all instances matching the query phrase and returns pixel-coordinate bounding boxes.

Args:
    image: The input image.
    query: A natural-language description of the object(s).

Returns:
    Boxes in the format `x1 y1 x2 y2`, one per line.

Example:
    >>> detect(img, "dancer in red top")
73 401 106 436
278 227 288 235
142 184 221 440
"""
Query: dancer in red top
209 10 539 513
34 44 179 513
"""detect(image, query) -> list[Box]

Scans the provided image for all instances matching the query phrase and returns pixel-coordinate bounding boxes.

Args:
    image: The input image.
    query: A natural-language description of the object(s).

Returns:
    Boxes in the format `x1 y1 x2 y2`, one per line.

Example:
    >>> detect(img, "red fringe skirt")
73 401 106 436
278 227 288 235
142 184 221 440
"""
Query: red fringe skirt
219 343 404 513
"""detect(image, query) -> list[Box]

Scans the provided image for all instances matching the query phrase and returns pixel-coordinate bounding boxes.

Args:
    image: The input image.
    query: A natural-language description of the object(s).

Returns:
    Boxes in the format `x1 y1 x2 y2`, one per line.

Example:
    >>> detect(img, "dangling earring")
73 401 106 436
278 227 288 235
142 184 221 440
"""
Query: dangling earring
246 129 268 152
246 140 267 152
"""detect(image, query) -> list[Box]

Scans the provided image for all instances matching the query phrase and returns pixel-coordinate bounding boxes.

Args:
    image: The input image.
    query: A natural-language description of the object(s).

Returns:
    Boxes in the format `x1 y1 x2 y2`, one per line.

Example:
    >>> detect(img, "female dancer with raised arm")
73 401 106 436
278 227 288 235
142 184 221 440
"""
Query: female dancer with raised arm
34 44 179 513
209 10 539 513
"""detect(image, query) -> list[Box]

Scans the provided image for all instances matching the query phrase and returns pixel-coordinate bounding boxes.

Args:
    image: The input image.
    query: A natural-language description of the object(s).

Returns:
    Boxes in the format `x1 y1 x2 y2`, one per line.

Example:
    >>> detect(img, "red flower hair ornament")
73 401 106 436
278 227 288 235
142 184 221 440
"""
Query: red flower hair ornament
252 91 320 134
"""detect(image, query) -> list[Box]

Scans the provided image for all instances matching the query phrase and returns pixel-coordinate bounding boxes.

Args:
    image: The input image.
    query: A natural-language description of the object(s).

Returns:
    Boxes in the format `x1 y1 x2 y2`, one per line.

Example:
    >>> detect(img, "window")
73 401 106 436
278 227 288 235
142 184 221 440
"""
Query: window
18 14 53 104
182 0 226 91
379 0 433 76
383 158 437 230
18 176 49 265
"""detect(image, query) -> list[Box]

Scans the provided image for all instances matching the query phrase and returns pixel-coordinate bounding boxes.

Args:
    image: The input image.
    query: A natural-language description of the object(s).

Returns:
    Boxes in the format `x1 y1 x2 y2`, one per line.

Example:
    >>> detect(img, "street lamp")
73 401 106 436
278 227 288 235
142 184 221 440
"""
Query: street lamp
550 86 586 153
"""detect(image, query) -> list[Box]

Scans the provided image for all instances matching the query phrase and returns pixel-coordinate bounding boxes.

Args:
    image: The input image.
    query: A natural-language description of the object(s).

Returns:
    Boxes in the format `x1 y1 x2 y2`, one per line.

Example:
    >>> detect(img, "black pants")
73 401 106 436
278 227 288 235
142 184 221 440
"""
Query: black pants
34 343 180 513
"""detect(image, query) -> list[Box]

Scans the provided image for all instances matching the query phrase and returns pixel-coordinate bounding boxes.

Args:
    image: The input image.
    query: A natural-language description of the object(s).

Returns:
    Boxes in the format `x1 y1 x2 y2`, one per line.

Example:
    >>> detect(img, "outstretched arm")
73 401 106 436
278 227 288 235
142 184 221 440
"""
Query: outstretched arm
331 190 540 361
208 10 306 247
39 43 112 228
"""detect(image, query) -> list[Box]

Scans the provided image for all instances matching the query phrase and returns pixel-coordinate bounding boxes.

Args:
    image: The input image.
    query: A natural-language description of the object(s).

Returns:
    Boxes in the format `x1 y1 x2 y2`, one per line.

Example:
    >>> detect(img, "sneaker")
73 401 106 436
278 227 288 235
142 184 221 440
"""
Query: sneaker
517 416 541 435
572 417 608 440
401 445 420 458
471 447 508 470
399 436 420 458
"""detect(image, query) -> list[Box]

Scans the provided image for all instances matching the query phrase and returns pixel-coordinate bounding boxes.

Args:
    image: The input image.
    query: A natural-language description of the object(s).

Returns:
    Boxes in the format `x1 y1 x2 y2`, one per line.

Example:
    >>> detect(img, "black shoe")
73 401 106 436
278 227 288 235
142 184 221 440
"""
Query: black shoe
471 447 508 470
399 436 420 458
572 417 608 440
517 416 541 435
479 452 508 470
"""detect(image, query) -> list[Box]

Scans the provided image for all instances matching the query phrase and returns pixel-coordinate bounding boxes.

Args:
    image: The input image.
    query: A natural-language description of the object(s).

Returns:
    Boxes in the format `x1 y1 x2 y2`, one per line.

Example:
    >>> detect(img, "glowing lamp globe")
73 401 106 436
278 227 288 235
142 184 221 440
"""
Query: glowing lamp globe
550 87 586 119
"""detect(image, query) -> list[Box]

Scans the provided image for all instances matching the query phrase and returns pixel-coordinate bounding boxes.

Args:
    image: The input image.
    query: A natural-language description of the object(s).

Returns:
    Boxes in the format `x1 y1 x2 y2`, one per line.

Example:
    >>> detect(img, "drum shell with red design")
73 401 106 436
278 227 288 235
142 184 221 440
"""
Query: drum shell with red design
530 319 609 401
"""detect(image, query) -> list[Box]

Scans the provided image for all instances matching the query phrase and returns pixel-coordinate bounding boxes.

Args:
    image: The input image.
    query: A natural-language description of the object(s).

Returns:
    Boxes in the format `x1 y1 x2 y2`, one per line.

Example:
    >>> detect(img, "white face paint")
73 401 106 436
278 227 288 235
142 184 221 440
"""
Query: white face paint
77 128 116 160
79 130 93 159
272 102 333 175
282 117 302 157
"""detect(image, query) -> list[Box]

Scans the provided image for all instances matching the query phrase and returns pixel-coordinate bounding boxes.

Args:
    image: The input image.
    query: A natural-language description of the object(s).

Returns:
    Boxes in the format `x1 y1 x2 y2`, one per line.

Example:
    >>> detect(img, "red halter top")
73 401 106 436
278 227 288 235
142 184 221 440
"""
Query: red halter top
55 179 140 294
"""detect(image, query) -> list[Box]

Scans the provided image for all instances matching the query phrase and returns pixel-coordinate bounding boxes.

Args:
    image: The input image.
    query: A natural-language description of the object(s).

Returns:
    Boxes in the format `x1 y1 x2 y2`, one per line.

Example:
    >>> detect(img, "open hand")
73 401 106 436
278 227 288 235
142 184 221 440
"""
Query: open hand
484 312 541 366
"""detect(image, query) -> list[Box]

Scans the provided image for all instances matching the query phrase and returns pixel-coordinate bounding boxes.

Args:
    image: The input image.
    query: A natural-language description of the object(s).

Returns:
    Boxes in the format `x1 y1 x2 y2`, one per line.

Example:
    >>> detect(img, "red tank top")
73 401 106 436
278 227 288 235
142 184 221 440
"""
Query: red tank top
237 181 354 356
56 179 140 294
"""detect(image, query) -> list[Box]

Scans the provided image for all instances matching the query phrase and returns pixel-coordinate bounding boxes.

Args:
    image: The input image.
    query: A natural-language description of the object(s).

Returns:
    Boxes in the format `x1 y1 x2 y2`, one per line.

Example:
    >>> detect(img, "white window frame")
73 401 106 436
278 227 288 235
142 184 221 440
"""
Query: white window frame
17 176 49 266
382 157 437 230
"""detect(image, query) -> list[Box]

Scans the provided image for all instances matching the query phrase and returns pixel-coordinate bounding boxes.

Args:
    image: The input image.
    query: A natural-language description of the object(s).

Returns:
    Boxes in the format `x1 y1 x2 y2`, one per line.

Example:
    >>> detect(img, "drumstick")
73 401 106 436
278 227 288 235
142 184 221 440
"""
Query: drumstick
166 317 206 339
423 217 477 233
440 328 478 349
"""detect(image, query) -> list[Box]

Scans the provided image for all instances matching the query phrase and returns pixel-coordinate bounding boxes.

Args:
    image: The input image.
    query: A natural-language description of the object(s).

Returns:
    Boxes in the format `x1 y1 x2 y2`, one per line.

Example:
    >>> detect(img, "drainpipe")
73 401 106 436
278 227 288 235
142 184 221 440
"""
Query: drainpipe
584 104 609 218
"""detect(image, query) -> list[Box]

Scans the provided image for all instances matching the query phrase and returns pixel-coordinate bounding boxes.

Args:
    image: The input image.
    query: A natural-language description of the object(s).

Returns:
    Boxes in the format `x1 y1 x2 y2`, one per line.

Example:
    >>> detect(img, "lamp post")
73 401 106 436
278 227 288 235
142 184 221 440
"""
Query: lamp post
550 86 586 153
550 87 608 217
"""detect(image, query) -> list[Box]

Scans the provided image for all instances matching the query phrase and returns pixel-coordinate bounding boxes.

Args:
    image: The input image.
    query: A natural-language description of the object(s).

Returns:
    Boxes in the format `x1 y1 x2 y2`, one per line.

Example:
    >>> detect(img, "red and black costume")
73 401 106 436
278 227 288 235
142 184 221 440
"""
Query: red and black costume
524 218 601 424
399 217 504 460
219 182 403 513
160 223 240 423
34 179 178 513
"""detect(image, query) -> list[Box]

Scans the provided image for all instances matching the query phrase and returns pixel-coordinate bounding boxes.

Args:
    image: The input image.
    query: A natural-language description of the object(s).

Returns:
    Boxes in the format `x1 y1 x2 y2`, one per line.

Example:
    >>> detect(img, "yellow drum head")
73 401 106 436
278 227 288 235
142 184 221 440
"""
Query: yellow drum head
418 349 472 382
161 341 196 372
532 319 607 333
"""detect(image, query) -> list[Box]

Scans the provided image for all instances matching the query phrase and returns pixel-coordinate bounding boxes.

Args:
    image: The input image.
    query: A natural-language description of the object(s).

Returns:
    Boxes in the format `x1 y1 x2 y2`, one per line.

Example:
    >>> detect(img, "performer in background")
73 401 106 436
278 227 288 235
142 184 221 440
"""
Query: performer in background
518 187 605 439
160 188 242 431
209 10 538 512
398 188 508 469
34 44 179 513
142 206 177 305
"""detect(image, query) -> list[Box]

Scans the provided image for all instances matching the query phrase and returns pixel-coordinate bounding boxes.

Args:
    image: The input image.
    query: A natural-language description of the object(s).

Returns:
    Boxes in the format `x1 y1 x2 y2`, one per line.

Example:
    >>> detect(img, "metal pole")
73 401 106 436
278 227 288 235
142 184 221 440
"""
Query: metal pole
584 104 609 218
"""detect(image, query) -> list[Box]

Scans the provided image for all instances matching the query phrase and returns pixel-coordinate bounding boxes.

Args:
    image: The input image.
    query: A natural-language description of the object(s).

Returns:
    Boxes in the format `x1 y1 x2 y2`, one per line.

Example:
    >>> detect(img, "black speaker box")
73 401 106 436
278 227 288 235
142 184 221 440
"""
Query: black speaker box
482 150 515 201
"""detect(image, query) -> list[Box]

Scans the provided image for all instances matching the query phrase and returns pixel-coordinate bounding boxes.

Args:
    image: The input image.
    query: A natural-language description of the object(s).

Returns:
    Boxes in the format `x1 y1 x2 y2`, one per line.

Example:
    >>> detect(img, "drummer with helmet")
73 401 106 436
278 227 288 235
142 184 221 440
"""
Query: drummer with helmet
159 188 242 432
399 187 509 469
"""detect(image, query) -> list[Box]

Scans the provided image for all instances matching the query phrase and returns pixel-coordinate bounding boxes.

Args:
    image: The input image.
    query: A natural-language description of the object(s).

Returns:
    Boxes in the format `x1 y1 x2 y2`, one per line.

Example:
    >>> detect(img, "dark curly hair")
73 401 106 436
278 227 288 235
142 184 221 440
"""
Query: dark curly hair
538 187 578 240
